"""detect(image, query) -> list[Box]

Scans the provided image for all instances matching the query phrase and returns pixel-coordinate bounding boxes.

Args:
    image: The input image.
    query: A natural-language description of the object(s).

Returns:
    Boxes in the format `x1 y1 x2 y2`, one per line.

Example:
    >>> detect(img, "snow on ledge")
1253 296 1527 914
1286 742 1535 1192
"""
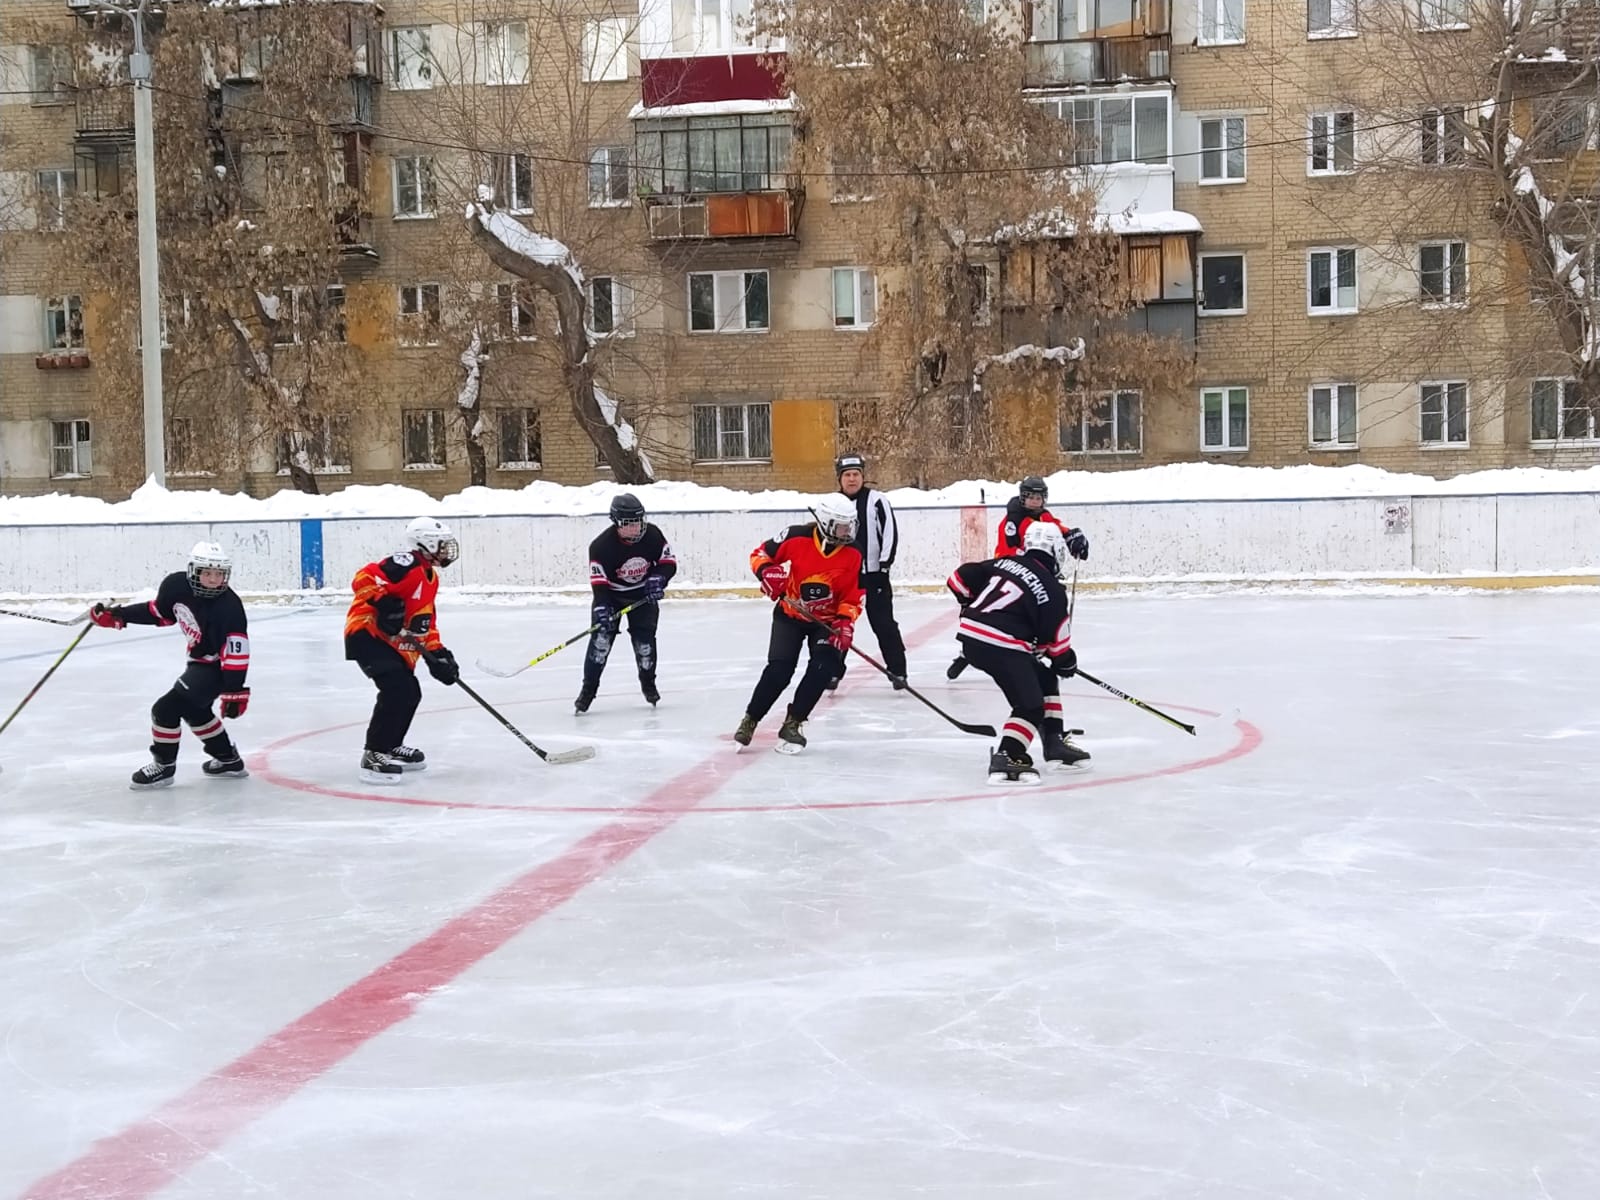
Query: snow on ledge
628 96 796 120
996 207 1203 241
7 463 1600 525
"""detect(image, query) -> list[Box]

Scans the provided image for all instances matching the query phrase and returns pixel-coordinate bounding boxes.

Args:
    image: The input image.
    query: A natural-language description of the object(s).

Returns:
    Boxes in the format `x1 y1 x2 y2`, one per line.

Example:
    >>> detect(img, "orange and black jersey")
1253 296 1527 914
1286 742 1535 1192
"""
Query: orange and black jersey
111 572 250 690
751 524 864 623
947 551 1071 662
344 552 443 667
995 497 1070 556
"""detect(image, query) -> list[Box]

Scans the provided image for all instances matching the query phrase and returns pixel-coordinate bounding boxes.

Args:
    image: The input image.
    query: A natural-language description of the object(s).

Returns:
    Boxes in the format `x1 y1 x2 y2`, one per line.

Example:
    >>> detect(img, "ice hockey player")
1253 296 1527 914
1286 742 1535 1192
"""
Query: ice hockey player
344 516 461 782
947 474 1090 680
576 492 677 713
733 495 864 753
946 522 1090 784
88 542 251 788
833 452 907 690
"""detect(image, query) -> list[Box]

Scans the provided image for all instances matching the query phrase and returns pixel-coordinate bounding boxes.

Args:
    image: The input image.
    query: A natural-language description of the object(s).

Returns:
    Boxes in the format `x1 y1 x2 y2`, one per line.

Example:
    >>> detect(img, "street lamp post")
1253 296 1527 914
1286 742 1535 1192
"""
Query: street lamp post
129 0 165 485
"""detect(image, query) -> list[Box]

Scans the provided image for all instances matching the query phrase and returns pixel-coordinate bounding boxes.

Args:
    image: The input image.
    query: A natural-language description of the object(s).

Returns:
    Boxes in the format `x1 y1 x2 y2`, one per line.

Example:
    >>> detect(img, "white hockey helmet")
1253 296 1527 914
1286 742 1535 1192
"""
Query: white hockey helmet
814 494 858 547
187 541 232 597
406 515 459 567
1022 521 1067 575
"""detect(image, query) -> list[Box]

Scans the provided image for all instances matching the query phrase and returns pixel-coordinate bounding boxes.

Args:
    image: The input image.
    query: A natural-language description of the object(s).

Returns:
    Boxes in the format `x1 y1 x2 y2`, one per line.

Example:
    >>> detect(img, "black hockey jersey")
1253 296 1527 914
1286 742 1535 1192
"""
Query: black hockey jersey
588 524 677 595
946 551 1071 661
111 572 251 689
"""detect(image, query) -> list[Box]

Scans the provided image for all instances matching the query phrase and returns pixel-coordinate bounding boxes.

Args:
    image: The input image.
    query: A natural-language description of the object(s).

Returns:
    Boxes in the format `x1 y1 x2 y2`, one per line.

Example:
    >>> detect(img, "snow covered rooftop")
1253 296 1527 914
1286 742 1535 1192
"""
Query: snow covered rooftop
995 207 1203 242
629 97 796 120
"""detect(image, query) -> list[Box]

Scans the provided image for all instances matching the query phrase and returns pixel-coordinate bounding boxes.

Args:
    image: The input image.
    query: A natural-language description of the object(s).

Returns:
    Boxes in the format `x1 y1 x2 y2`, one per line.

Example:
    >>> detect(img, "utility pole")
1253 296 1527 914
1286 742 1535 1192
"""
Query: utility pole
128 0 165 485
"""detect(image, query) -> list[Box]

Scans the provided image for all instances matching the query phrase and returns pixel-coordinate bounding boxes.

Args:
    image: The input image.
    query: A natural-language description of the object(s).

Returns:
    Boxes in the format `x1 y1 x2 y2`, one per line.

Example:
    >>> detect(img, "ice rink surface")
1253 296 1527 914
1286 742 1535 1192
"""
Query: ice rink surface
3 590 1599 1199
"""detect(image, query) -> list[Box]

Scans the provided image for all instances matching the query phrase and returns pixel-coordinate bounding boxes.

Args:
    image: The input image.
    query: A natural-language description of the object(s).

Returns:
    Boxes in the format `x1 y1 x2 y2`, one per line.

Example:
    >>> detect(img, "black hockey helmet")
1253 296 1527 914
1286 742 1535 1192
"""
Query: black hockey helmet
835 452 866 480
610 492 646 541
1019 475 1048 503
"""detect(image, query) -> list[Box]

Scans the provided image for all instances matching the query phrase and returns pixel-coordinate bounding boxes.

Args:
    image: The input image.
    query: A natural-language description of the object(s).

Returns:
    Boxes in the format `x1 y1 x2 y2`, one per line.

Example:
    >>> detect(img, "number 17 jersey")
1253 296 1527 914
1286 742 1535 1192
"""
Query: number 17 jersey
946 552 1071 660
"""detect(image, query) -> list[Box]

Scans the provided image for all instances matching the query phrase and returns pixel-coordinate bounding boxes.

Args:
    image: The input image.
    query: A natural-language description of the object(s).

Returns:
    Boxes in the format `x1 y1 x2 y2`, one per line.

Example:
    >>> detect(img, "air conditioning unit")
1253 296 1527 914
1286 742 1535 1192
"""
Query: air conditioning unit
1147 48 1170 76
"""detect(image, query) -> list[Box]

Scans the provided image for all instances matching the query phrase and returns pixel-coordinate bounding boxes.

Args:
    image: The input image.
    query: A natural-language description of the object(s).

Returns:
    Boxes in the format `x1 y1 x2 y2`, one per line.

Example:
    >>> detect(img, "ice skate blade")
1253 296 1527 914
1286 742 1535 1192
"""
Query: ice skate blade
394 762 426 773
129 776 176 791
1045 759 1092 774
204 768 250 780
986 772 1042 787
360 768 404 786
774 740 805 756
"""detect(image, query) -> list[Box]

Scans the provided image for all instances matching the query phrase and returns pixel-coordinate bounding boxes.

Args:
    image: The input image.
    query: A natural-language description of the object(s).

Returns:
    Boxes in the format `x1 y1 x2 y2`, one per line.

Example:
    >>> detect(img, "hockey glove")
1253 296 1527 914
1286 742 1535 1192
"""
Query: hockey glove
591 602 617 628
373 594 407 637
88 603 124 630
644 573 667 604
826 618 854 654
1051 647 1079 678
220 688 251 719
758 563 788 601
1064 528 1090 561
424 647 460 686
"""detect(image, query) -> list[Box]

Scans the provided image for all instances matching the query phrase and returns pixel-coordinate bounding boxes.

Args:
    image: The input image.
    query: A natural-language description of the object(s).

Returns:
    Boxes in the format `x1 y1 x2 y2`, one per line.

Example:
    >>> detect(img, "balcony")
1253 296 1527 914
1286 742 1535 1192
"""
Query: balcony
336 209 378 259
1024 34 1172 88
642 182 802 240
74 88 133 142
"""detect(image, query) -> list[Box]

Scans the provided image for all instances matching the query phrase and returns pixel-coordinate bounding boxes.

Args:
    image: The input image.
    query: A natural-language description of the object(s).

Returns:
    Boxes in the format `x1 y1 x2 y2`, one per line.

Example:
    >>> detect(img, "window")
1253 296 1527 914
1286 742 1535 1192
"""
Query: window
267 287 300 346
1420 108 1467 165
1061 390 1142 454
1419 240 1466 305
323 284 347 343
51 420 92 478
1309 111 1356 174
1308 248 1358 314
692 402 773 462
688 270 769 332
1197 0 1245 44
1420 381 1468 445
484 21 530 86
1532 378 1600 442
403 409 447 468
1308 0 1357 36
634 114 793 193
393 155 436 218
398 284 441 345
45 295 85 350
1200 253 1246 314
498 408 542 468
589 276 634 336
1199 117 1245 182
945 262 994 326
833 267 877 329
278 414 352 473
75 145 125 200
1533 97 1597 156
495 282 537 340
168 418 208 476
388 27 434 90
30 46 71 103
671 0 759 53
494 153 534 213
583 17 630 82
36 169 74 230
1201 386 1249 451
587 146 631 206
1037 93 1169 166
1310 383 1358 447
1418 0 1468 29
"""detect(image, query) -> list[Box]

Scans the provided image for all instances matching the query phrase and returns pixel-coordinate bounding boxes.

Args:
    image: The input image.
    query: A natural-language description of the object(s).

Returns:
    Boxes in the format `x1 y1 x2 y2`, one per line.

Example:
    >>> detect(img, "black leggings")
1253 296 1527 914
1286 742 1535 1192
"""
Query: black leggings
583 597 660 688
744 608 845 723
347 631 421 752
961 638 1064 757
149 663 236 764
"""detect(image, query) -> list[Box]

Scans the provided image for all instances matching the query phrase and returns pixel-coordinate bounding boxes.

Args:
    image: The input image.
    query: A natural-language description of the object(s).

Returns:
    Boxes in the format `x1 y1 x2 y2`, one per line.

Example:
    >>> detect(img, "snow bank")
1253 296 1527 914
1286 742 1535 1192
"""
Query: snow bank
5 463 1600 526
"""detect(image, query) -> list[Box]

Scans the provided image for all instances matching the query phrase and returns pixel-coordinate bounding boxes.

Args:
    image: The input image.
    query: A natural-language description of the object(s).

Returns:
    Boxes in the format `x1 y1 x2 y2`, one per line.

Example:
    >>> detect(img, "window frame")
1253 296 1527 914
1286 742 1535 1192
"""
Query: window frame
1036 92 1170 167
50 418 92 479
1200 386 1250 452
588 276 635 337
1308 110 1357 175
582 16 631 82
1417 0 1469 31
1419 380 1470 446
832 266 877 330
1419 107 1467 166
1307 0 1358 38
1199 116 1246 183
1308 383 1359 449
691 401 774 463
36 168 75 231
402 408 448 470
276 413 353 475
587 146 632 207
30 45 72 105
1197 0 1246 45
1060 389 1144 455
397 283 442 345
392 154 437 219
483 19 530 86
387 26 435 90
495 281 538 341
497 406 543 469
1307 246 1359 315
1199 252 1247 315
44 294 86 351
1532 377 1600 444
687 269 770 334
494 152 534 214
1419 239 1467 307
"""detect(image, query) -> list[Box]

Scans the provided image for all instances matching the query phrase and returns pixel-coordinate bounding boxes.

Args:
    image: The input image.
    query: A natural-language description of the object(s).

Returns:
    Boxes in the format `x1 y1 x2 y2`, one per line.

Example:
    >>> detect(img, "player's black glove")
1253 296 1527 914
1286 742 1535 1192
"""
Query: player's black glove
591 601 616 627
1064 528 1090 561
373 594 407 637
424 647 459 686
644 574 667 603
1051 647 1078 678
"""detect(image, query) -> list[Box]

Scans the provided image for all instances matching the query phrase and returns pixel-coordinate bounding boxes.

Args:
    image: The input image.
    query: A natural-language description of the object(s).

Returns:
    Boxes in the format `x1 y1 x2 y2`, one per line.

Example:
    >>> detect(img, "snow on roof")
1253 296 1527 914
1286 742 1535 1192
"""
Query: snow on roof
629 96 796 120
995 207 1203 242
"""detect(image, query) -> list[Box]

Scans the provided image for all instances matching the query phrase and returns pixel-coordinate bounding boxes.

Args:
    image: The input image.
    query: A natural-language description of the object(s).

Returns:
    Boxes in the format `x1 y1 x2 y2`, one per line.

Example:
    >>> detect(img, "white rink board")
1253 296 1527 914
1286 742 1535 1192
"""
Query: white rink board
1 493 1596 597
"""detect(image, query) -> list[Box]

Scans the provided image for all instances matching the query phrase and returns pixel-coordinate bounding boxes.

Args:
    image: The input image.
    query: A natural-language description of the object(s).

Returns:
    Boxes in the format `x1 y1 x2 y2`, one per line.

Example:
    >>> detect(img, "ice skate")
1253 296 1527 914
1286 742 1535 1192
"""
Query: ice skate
130 759 176 790
201 755 248 779
1042 728 1091 772
640 674 660 706
946 656 968 681
574 684 597 714
776 713 807 755
889 673 908 691
733 713 757 748
986 749 1041 787
387 745 427 772
360 749 403 785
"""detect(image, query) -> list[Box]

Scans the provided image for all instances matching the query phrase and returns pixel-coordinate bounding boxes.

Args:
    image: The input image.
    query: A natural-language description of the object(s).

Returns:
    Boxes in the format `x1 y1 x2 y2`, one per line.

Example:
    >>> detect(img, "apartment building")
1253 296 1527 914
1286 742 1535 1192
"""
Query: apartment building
0 0 1594 500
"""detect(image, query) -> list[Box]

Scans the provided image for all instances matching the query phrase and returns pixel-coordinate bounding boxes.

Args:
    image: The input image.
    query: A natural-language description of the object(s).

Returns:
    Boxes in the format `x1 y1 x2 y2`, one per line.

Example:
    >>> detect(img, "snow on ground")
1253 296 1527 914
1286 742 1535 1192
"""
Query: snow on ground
4 462 1600 525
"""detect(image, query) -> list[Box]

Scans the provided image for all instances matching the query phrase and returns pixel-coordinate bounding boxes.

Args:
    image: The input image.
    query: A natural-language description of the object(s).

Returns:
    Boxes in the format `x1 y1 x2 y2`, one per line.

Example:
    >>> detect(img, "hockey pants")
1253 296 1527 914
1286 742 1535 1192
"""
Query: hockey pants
346 631 421 753
583 597 659 689
149 662 238 765
745 608 844 724
960 638 1066 758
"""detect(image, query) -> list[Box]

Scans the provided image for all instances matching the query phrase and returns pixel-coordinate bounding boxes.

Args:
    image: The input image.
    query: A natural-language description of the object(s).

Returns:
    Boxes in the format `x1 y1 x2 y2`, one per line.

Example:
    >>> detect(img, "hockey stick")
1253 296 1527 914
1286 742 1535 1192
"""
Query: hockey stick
475 600 654 679
0 620 94 739
1073 668 1196 737
453 678 596 764
0 607 84 627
